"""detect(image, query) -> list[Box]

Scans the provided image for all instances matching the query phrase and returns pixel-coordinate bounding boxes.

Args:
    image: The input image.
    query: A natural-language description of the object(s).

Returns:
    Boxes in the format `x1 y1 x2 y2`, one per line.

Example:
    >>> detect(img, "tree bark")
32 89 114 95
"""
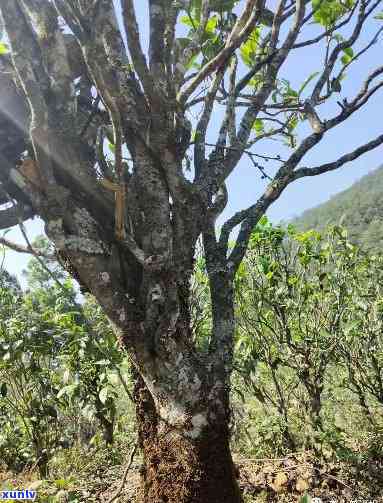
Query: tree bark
133 373 242 503
95 395 115 446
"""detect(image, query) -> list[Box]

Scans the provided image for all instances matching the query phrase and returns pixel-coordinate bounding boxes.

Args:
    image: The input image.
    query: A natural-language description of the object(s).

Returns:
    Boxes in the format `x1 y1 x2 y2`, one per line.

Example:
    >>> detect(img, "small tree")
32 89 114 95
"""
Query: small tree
0 282 63 477
335 250 383 424
58 294 123 446
0 264 124 475
0 1 383 500
24 241 127 445
235 222 363 451
234 222 383 459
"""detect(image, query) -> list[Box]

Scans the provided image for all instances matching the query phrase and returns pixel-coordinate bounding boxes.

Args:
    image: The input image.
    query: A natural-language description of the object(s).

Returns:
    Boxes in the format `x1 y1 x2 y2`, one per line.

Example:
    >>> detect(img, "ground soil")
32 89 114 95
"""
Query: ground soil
1 451 383 502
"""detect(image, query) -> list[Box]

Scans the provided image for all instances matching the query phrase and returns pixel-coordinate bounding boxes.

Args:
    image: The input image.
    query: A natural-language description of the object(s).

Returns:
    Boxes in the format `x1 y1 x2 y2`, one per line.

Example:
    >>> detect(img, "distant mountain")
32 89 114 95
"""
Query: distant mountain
293 166 383 251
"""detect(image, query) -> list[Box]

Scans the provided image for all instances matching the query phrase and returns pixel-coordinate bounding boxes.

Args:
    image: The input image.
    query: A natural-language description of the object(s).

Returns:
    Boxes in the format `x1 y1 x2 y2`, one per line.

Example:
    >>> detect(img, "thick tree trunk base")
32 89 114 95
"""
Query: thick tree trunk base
136 429 242 503
134 375 242 503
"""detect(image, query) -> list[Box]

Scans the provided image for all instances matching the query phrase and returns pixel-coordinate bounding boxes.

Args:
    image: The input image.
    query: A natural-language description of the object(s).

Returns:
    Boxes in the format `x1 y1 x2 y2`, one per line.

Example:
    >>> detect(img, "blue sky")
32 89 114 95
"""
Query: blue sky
2 0 382 283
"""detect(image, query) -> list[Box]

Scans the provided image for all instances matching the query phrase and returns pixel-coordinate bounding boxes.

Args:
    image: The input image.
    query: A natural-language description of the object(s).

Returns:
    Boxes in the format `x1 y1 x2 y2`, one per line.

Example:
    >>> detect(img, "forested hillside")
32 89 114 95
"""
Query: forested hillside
293 166 383 250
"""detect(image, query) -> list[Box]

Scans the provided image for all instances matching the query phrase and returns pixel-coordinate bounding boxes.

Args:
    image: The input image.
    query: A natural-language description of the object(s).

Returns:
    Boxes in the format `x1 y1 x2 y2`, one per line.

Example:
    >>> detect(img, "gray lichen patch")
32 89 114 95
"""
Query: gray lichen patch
65 236 105 254
158 400 188 428
73 207 100 239
46 218 65 248
185 413 208 439
150 4 163 16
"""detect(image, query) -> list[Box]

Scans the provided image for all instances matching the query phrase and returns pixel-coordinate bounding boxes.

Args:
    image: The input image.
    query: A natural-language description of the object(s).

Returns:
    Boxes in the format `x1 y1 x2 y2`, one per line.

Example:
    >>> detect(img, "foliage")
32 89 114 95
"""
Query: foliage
22 237 67 289
0 282 64 476
0 251 132 477
233 219 383 460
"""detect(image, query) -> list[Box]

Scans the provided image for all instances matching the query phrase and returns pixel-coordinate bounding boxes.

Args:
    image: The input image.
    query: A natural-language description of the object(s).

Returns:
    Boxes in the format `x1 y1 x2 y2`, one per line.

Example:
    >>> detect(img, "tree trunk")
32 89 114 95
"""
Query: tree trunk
117 262 243 503
94 394 115 445
32 438 49 479
98 412 115 445
133 374 242 503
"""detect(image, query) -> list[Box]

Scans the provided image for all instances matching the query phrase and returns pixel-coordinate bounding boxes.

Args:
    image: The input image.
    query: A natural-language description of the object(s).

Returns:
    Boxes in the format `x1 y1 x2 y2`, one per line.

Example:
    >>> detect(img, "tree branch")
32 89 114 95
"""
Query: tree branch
149 0 167 88
0 236 54 259
122 0 162 107
206 0 306 192
177 0 264 104
293 133 383 178
310 0 379 104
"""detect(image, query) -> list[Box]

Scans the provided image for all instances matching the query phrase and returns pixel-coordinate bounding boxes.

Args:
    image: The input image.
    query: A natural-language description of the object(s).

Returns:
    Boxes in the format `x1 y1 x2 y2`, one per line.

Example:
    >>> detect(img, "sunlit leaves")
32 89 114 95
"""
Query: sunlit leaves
341 46 354 65
312 0 354 27
0 42 8 55
0 256 124 471
180 14 200 29
178 0 243 72
234 222 383 453
205 15 219 34
252 118 265 135
180 10 222 69
240 28 261 67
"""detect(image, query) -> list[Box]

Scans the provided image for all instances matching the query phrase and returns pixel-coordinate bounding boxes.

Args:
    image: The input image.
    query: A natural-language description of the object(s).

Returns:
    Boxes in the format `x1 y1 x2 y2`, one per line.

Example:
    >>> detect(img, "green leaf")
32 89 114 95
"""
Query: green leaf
312 0 353 27
240 28 261 67
374 11 383 19
343 47 354 58
0 43 9 55
340 47 354 66
190 0 202 22
341 54 352 65
259 256 270 274
180 15 199 30
204 15 218 35
252 118 264 135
